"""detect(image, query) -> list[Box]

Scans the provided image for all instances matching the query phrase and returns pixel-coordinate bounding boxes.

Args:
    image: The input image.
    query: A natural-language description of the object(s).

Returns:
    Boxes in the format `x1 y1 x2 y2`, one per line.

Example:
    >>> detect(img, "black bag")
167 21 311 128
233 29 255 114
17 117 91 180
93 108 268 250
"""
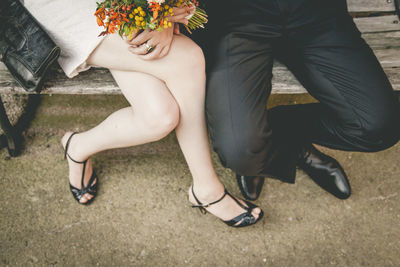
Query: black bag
0 0 61 93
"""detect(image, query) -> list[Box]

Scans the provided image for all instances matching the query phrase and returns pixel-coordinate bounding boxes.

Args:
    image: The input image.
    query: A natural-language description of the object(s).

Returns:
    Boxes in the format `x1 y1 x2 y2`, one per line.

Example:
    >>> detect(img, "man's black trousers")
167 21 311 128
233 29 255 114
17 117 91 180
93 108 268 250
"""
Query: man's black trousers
193 0 400 183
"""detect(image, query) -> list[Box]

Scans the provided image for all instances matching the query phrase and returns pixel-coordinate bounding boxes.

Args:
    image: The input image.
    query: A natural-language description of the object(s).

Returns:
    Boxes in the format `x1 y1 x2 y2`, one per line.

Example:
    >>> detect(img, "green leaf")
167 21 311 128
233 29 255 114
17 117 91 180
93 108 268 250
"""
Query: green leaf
124 23 130 35
134 0 148 7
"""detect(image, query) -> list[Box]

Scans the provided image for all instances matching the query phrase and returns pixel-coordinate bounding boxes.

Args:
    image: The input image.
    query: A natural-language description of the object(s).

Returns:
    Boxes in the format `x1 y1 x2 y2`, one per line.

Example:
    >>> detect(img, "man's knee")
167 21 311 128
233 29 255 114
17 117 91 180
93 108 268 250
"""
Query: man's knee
212 129 270 175
342 108 400 152
361 117 399 151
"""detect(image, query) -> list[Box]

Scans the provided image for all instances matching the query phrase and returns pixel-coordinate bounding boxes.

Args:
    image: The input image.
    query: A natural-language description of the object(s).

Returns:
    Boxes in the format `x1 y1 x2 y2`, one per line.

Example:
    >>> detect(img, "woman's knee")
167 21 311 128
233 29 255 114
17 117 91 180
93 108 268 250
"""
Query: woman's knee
141 98 180 140
186 42 206 74
170 36 206 76
164 37 207 101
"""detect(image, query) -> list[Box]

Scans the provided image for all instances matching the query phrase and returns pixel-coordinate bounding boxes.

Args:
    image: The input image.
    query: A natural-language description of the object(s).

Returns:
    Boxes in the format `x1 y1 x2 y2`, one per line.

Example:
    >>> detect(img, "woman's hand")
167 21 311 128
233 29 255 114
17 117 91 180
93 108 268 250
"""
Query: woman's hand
174 23 181 35
168 4 196 25
125 4 195 60
126 25 175 60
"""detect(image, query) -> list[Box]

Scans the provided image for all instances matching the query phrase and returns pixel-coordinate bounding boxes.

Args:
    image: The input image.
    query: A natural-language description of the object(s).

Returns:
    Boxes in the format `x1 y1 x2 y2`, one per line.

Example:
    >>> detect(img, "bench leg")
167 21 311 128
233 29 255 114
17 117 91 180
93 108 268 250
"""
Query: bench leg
0 95 20 157
395 0 400 20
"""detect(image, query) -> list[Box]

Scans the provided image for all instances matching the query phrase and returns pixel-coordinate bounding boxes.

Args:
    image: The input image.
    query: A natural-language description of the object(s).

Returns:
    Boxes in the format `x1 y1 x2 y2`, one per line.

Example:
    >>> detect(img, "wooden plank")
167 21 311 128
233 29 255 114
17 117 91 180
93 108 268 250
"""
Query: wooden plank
0 63 398 95
1 28 399 95
362 30 400 47
271 65 400 94
355 15 400 33
374 48 400 67
347 0 396 12
0 65 120 94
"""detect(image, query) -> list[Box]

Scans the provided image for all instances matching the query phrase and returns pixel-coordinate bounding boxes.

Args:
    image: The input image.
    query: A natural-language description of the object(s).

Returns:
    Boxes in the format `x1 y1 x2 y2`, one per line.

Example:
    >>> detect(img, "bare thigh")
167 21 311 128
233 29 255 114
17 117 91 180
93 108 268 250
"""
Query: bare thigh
109 69 179 121
87 33 205 85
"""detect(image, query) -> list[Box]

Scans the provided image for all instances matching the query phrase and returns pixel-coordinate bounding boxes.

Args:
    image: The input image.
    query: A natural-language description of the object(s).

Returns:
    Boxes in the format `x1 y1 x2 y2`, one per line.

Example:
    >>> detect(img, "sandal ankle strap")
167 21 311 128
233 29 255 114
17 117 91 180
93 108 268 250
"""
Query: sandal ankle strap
191 186 228 209
64 132 86 164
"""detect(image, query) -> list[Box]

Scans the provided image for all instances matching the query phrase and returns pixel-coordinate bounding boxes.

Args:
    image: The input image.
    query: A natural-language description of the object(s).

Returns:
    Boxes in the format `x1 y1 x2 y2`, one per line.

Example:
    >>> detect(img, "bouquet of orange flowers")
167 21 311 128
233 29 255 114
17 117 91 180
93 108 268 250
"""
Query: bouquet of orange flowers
95 0 207 38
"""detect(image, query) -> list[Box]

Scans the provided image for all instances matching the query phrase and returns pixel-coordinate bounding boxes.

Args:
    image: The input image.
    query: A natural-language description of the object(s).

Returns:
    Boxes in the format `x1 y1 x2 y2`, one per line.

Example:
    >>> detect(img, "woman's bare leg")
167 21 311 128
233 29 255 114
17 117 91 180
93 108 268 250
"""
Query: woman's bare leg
86 33 261 222
87 34 222 190
62 71 180 203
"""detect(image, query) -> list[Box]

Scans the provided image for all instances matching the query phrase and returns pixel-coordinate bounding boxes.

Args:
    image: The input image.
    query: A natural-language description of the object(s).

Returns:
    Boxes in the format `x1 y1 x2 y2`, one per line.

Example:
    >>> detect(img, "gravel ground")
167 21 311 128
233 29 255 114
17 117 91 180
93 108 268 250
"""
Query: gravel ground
1 94 399 266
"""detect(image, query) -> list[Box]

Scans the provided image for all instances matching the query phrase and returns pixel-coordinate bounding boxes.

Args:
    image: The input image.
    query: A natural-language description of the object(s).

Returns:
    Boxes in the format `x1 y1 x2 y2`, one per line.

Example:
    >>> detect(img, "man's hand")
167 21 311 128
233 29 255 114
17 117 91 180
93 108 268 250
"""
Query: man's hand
126 25 174 60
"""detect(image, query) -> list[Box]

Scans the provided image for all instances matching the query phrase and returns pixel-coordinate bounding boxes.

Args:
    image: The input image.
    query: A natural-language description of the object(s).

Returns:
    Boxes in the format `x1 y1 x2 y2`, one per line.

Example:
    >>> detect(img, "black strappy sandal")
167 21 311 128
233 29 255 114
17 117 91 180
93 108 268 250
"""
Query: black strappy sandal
190 186 264 227
63 132 98 205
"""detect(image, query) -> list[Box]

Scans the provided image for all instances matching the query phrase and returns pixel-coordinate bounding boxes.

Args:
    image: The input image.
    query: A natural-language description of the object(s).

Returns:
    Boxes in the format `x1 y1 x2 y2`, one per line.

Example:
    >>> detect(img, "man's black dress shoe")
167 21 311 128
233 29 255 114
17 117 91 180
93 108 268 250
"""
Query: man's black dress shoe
236 175 265 201
298 145 351 199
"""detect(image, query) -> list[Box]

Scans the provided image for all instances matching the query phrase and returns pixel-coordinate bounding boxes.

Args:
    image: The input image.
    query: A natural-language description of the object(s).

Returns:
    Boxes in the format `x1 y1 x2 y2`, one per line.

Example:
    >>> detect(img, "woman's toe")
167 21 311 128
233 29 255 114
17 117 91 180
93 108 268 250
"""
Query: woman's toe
252 207 262 219
80 196 89 203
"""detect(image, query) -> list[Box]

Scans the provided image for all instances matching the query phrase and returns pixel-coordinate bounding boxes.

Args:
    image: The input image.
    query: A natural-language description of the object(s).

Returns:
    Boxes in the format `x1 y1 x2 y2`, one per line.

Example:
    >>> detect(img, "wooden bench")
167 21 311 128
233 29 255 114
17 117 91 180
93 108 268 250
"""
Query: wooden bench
1 0 399 156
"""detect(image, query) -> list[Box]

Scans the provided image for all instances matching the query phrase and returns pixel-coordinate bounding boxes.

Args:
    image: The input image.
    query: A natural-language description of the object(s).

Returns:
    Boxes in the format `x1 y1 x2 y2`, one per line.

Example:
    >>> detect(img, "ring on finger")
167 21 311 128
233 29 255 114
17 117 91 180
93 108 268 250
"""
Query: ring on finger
144 42 154 53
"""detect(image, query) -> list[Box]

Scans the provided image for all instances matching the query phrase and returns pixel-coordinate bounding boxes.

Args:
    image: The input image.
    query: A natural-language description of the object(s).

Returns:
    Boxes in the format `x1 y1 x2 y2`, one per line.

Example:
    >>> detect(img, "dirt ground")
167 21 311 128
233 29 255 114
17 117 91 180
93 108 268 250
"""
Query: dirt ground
1 94 399 266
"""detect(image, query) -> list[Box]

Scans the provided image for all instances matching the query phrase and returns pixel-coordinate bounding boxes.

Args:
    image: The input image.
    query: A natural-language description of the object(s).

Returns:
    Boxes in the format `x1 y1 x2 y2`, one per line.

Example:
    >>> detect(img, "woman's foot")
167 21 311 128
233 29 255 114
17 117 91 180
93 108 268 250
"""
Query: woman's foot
61 132 97 204
188 185 263 226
